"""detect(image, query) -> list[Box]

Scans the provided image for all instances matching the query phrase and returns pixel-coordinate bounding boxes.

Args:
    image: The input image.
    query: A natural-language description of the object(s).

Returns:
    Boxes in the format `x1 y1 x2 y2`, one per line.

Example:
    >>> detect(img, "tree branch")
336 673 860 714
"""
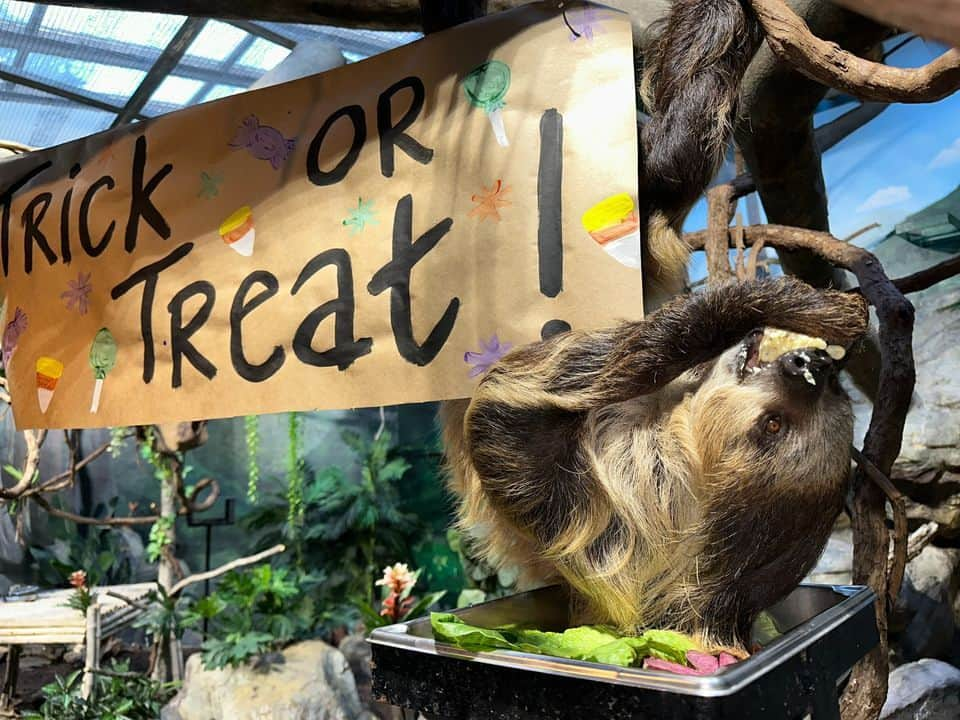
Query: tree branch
168 544 286 596
749 0 960 102
0 429 47 499
890 254 960 295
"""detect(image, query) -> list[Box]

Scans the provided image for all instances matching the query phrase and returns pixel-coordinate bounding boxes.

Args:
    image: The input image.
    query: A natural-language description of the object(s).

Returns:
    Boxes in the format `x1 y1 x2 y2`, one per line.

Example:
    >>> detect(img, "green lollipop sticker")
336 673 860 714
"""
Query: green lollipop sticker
88 327 117 413
463 60 511 147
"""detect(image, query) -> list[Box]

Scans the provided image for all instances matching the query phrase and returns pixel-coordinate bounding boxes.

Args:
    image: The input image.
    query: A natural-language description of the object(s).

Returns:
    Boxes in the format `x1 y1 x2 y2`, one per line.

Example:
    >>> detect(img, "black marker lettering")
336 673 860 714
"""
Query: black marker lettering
60 163 82 265
125 134 173 252
111 242 193 383
21 192 56 274
167 280 217 388
306 105 365 186
368 194 458 366
541 319 571 340
291 248 372 370
230 270 285 382
377 76 433 178
1 162 51 276
537 108 563 297
79 176 116 258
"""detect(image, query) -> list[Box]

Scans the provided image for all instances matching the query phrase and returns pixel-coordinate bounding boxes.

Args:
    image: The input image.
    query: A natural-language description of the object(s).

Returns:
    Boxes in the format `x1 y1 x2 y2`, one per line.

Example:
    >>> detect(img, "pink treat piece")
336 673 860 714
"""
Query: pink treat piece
686 651 720 674
643 658 704 676
718 652 740 667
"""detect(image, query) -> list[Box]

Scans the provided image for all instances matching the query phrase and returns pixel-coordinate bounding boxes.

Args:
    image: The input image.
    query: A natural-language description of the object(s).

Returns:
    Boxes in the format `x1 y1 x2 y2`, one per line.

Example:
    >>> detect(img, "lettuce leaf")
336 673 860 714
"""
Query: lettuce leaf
430 613 699 668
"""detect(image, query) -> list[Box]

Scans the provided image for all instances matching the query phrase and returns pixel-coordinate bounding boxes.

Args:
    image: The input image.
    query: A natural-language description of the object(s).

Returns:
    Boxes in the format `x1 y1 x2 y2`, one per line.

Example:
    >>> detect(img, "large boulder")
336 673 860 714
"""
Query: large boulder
162 640 376 720
892 546 960 663
880 658 960 720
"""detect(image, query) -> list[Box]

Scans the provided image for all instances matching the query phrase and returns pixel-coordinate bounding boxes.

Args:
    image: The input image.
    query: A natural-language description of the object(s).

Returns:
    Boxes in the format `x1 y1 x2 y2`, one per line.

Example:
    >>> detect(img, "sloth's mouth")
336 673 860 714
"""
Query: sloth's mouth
735 328 847 383
735 329 766 381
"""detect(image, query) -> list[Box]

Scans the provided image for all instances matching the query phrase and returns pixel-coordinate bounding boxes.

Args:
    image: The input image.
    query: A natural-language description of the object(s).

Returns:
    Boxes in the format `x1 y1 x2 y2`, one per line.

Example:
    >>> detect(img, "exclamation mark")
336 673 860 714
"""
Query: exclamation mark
538 108 570 340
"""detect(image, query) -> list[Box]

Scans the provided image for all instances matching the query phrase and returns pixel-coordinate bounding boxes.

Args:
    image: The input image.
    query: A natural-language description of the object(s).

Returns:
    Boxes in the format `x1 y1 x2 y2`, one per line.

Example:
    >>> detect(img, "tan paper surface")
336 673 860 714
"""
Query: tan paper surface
0 2 642 430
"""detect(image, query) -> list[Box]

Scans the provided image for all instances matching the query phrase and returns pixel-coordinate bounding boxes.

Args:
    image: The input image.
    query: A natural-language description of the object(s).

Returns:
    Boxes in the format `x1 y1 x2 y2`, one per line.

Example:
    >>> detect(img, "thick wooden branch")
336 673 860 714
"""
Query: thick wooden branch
833 0 960 49
749 0 960 102
687 221 915 720
705 184 736 282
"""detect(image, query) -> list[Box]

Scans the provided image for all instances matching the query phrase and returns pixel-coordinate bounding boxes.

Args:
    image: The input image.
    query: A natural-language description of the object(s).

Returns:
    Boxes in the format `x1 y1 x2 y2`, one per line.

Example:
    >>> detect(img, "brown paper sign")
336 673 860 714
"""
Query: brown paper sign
0 2 642 430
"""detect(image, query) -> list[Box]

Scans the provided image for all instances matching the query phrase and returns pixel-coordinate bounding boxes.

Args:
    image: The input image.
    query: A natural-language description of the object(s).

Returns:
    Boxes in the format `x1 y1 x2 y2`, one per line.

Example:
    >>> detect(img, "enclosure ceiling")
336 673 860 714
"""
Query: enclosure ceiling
0 0 420 150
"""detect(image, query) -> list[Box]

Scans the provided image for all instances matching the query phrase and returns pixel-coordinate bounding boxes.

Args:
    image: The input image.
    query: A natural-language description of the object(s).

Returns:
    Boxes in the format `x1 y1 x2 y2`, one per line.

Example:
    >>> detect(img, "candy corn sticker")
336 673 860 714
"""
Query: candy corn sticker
36 356 64 414
219 206 255 256
581 193 641 268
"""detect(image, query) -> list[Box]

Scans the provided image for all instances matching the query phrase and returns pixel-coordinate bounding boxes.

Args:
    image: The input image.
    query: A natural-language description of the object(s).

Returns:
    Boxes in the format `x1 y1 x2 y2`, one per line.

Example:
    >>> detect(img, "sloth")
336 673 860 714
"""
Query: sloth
442 279 869 651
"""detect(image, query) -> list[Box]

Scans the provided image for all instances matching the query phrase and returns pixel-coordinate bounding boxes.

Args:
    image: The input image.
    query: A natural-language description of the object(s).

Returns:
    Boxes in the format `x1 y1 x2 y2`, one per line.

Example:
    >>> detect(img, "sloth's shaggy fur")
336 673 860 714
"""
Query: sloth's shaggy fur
443 279 869 650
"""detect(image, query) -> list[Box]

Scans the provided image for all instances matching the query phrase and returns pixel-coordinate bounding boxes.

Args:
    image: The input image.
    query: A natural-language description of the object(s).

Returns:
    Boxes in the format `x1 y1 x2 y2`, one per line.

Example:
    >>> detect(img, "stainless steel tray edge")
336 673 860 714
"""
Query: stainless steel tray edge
367 584 877 698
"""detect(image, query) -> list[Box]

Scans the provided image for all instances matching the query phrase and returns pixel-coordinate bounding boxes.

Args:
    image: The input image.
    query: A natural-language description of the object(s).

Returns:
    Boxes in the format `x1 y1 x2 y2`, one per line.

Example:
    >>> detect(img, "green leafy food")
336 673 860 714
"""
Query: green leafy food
430 613 698 668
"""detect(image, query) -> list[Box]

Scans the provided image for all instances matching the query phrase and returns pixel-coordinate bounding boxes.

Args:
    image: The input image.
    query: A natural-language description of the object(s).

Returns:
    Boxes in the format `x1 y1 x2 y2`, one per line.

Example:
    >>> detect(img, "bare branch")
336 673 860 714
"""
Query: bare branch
705 184 736 282
104 590 150 611
851 446 908 606
25 441 113 497
169 544 286 596
890 254 960 295
749 0 960 103
843 223 881 243
0 429 47 499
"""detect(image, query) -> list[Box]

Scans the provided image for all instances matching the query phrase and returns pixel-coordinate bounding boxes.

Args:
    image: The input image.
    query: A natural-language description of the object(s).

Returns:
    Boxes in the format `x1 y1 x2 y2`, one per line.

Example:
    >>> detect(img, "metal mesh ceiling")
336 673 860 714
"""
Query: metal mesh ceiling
0 0 421 149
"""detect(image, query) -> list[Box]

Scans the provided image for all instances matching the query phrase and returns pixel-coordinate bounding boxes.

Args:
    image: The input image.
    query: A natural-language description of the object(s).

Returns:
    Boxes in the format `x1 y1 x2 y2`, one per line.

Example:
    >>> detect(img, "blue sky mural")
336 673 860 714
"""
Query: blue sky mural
685 37 960 282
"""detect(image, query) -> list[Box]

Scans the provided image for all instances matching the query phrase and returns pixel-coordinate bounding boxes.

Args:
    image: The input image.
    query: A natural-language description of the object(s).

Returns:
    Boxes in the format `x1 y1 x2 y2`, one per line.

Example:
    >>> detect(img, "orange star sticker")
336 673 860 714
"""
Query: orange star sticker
469 179 512 222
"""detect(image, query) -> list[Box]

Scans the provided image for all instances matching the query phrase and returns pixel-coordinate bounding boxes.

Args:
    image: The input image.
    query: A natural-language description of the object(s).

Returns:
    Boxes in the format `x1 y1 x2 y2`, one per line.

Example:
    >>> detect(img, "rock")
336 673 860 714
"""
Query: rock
805 530 853 585
114 526 155 582
338 634 404 720
850 234 960 540
162 639 376 720
880 658 960 720
893 545 960 662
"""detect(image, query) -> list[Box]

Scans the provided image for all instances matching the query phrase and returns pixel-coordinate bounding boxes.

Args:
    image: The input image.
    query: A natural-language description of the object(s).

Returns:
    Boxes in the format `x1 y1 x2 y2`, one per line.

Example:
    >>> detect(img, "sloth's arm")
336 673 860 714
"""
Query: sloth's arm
464 279 867 539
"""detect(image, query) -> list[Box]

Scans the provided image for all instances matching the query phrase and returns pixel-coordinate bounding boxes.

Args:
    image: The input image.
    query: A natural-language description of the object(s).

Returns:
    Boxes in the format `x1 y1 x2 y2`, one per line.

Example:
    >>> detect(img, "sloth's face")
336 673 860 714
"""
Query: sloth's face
685 327 854 494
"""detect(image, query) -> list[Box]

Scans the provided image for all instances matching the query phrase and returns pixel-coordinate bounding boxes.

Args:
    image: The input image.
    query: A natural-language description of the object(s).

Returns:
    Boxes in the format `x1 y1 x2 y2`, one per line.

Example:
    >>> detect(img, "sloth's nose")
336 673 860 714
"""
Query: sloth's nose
778 348 833 387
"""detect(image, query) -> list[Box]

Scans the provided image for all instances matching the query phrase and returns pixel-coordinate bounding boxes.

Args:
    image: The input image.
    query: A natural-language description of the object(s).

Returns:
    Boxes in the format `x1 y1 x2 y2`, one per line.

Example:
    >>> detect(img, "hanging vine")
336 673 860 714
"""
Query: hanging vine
244 415 260 504
286 412 305 543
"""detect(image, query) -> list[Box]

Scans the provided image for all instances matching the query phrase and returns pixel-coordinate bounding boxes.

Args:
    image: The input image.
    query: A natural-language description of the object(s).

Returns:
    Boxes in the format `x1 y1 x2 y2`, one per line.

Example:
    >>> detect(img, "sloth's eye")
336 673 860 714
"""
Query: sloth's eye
762 415 783 435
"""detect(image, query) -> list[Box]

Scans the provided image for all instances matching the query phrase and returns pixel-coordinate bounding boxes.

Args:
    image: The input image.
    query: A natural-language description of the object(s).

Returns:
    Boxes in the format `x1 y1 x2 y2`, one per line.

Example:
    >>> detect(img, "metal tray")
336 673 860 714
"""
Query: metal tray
369 584 878 719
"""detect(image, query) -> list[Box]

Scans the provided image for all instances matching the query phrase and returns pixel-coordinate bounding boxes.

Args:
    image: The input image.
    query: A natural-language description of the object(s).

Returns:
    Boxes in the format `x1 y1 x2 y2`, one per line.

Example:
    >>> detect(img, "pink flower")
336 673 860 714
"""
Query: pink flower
68 570 87 589
375 563 416 595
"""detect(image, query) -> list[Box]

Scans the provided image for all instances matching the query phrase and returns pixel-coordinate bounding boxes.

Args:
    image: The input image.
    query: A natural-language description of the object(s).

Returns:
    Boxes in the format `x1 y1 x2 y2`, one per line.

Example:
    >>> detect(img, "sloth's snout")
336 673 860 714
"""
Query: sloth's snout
778 348 833 388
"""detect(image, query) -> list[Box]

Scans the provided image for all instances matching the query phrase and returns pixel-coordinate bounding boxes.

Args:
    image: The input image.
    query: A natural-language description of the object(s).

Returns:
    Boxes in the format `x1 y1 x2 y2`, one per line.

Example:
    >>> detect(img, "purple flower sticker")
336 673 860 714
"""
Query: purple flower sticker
230 114 295 170
464 334 513 378
567 7 603 42
61 272 93 315
2 307 28 369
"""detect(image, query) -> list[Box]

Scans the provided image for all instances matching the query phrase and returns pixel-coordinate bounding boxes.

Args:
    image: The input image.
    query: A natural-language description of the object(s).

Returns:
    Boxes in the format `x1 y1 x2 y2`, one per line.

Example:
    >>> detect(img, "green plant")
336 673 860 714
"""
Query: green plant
242 429 422 632
22 660 177 720
146 515 174 563
29 519 133 588
64 570 97 615
190 564 320 670
244 414 260 503
286 412 305 541
132 584 196 650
